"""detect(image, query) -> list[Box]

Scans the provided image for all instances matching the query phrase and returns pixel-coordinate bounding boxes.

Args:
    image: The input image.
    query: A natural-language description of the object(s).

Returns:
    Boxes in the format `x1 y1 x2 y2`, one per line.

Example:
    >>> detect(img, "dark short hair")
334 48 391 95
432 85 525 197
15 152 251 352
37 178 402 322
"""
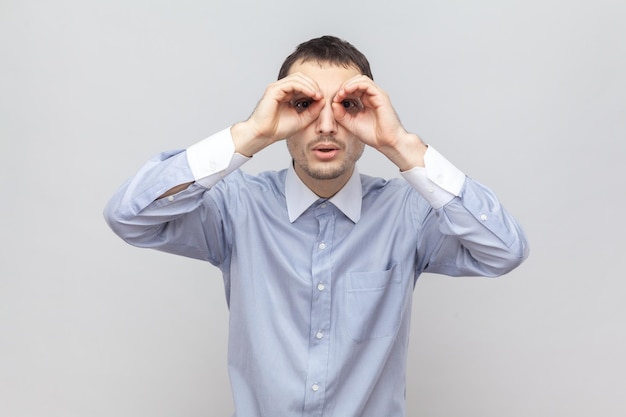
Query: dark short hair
277 35 373 80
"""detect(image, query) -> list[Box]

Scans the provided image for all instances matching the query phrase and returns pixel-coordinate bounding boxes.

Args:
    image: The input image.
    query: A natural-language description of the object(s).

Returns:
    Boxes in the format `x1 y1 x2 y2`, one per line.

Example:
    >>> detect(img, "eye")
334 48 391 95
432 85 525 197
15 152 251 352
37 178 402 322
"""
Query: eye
341 99 360 113
293 99 313 112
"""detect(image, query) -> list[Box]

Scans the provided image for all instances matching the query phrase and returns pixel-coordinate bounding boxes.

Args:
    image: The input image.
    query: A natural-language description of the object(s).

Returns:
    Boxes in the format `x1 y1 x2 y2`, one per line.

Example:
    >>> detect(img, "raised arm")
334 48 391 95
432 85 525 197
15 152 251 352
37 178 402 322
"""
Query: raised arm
332 74 528 276
103 73 328 260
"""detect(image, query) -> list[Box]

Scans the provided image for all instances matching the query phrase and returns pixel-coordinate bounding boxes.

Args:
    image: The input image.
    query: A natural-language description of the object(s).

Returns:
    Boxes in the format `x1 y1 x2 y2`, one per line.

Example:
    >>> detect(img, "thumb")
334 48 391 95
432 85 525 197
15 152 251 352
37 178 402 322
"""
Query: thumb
331 101 351 125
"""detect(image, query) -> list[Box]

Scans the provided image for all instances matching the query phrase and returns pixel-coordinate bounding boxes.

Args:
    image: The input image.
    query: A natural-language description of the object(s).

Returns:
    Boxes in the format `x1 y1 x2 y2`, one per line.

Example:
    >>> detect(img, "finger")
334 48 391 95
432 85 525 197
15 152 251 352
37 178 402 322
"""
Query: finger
331 100 362 126
299 100 324 125
331 101 349 123
338 75 376 93
275 73 323 102
334 76 383 103
287 72 321 91
270 84 322 106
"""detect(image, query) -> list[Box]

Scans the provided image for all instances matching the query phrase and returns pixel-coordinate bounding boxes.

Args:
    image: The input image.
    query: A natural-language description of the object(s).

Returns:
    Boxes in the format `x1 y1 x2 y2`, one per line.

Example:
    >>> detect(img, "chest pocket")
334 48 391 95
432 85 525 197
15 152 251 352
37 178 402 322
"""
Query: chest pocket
346 264 403 342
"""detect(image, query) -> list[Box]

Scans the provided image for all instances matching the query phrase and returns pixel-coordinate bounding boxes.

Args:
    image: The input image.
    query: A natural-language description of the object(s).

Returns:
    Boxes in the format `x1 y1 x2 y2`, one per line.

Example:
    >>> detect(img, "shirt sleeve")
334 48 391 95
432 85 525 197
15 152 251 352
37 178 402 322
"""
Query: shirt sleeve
103 127 248 262
400 146 466 209
186 126 250 188
401 146 529 277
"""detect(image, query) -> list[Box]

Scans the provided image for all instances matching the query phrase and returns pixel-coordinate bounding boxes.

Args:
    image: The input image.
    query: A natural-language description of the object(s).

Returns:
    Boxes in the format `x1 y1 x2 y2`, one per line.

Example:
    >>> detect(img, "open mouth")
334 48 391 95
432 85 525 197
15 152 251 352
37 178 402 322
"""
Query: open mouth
312 142 341 151
312 144 340 160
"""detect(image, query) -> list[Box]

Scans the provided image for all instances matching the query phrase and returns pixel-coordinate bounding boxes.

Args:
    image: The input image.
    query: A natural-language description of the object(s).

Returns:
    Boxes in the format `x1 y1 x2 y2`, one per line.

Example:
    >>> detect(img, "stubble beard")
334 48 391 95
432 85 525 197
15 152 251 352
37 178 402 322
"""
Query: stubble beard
300 159 352 180
292 136 364 180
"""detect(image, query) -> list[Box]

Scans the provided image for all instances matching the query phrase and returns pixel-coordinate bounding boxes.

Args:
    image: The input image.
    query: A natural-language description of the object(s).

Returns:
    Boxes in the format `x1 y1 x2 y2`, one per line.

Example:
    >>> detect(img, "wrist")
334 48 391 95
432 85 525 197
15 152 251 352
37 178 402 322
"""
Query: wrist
380 132 427 171
230 121 272 157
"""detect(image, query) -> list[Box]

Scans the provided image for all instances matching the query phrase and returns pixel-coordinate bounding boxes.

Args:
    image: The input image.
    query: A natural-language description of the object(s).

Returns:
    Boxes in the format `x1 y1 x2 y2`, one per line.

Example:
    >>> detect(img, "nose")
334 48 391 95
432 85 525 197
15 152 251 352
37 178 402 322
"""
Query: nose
315 101 337 135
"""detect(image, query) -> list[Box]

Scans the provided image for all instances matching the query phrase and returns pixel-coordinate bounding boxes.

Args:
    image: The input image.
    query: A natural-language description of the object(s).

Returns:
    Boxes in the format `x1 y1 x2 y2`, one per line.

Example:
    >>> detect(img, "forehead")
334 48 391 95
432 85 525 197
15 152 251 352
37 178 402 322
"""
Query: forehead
287 60 362 87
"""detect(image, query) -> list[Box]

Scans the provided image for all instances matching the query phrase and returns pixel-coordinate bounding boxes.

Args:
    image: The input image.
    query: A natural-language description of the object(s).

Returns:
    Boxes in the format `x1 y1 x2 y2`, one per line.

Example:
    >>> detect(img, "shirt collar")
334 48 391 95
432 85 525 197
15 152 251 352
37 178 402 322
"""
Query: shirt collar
285 163 362 223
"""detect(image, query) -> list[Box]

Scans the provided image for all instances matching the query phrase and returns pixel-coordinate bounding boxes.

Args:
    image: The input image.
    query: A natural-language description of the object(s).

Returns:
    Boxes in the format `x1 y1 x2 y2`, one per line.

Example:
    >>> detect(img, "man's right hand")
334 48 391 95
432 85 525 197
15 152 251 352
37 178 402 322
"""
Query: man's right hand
231 73 324 157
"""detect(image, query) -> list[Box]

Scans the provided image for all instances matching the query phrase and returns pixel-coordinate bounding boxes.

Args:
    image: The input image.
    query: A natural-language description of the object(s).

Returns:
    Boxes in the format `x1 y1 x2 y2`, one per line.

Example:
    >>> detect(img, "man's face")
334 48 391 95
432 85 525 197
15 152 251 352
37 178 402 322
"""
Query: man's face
285 60 365 189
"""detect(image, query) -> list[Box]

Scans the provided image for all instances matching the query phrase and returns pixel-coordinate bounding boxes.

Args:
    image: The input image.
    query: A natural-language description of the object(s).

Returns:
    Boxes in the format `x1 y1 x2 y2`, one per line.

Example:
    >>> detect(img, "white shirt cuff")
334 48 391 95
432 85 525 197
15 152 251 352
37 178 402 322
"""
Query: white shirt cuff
185 126 250 188
400 146 466 209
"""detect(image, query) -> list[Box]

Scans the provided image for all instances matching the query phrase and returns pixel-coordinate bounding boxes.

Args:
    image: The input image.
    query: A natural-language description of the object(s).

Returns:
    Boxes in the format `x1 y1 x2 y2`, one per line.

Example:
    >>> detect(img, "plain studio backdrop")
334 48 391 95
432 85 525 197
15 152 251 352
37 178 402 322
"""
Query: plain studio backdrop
1 0 624 416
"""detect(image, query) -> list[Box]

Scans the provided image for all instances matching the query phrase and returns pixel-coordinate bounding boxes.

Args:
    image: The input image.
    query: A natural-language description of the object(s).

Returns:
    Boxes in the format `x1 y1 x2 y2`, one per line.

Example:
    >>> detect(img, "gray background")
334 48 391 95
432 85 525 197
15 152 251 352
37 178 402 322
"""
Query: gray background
1 0 624 416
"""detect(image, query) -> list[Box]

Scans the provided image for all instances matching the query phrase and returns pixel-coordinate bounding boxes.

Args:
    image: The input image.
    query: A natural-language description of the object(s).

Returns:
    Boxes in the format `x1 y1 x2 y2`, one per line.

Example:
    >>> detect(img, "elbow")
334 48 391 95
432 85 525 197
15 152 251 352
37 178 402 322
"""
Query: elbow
489 254 527 277
103 206 132 244
102 201 157 247
103 199 128 240
484 238 530 277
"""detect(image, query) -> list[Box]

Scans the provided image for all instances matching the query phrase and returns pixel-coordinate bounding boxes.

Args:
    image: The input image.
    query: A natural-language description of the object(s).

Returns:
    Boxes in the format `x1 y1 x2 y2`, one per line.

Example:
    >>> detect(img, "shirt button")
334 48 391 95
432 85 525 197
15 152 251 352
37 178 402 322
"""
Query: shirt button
316 331 324 339
311 384 319 392
318 243 327 250
167 196 174 202
320 203 327 208
480 214 488 221
317 283 325 291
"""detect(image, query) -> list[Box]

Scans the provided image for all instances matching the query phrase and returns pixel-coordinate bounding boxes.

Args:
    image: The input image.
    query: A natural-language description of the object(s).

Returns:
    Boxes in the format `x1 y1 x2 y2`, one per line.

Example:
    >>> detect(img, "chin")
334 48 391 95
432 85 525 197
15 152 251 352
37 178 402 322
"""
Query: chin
305 163 350 180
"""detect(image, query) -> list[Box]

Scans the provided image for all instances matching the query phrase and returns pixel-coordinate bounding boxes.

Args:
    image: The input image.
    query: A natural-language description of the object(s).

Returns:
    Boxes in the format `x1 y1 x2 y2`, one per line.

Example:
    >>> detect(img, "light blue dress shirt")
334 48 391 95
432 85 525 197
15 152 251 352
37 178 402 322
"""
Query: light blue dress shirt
104 128 528 417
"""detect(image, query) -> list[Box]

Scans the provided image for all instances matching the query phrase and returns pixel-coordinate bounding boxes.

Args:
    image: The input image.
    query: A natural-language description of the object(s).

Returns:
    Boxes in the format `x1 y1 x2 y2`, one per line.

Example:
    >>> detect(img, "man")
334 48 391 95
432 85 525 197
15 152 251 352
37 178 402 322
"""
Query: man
104 35 528 417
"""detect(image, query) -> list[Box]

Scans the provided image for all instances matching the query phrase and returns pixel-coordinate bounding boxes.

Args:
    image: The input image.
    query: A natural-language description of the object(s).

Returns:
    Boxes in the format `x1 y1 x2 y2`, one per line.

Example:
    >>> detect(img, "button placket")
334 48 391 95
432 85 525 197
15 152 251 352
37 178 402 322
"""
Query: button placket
302 206 334 415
